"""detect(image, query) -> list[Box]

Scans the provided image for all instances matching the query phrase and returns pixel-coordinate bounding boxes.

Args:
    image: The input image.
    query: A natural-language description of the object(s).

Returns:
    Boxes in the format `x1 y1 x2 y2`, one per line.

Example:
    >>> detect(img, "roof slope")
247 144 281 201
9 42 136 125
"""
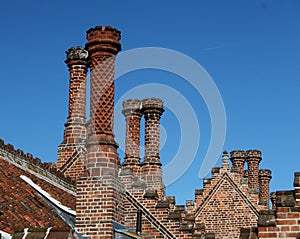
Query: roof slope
0 157 75 234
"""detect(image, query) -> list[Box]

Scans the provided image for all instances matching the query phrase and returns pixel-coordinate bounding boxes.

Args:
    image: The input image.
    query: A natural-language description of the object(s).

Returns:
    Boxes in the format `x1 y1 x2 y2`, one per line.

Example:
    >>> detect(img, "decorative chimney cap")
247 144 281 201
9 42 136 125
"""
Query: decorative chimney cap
245 149 262 162
141 98 164 115
259 169 272 179
122 99 142 116
230 150 245 159
142 98 164 108
86 25 121 36
66 46 88 61
86 26 121 54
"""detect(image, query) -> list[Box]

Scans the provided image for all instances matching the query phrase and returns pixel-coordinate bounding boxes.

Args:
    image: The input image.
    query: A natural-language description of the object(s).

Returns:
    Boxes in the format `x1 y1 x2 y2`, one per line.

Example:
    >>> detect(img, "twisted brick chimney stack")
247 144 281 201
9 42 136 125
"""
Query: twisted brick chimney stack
57 46 88 178
259 169 272 207
230 150 246 176
122 99 142 174
246 150 262 193
141 98 165 198
76 26 123 239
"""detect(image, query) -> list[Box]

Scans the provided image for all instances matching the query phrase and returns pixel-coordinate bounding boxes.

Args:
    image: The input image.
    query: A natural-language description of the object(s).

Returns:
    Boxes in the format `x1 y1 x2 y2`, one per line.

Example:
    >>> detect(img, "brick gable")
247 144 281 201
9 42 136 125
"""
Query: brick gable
195 173 258 238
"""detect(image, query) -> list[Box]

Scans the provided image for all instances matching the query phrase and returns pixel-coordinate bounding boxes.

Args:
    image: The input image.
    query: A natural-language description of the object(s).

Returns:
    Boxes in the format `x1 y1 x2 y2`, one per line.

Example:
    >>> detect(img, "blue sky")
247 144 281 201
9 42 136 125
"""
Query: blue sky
0 0 299 205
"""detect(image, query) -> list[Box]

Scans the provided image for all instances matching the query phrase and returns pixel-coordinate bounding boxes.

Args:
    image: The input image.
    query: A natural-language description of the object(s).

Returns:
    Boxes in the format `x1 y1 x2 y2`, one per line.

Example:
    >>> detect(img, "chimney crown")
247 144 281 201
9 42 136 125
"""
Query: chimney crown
86 26 121 54
259 169 272 179
142 98 164 115
230 150 245 159
122 99 142 116
245 149 262 162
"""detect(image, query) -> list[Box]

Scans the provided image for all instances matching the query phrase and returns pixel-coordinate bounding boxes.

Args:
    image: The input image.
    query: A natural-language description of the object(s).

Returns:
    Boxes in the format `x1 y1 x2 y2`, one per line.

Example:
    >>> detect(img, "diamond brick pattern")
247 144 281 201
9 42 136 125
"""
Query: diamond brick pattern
89 55 116 137
75 26 123 239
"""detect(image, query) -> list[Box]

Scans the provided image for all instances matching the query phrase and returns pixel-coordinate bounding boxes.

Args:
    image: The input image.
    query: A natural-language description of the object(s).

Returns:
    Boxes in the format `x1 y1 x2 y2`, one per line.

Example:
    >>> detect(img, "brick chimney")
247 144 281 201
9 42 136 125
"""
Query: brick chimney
246 150 262 193
141 98 165 197
230 150 245 176
122 99 142 175
57 46 88 178
85 25 121 177
259 169 272 207
75 26 123 239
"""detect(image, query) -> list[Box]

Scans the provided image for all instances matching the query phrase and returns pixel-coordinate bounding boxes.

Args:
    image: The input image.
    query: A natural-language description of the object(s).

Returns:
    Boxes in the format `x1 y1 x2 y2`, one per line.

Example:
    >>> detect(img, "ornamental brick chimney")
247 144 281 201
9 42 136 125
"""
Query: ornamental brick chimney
122 99 142 175
85 25 121 177
246 150 262 193
259 169 272 207
141 98 165 197
57 46 88 178
230 150 246 176
75 26 123 239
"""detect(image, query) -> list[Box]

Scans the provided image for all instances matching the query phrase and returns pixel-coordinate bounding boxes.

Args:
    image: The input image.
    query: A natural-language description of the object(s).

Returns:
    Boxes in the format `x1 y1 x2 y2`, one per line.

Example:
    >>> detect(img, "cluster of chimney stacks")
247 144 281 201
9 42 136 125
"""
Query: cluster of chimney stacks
122 98 164 190
230 150 272 207
56 25 273 238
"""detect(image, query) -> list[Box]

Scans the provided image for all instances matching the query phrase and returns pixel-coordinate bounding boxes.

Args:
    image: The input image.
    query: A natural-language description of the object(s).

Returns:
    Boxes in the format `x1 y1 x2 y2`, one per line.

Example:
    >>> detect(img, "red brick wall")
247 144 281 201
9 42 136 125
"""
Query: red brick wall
258 172 300 238
195 175 258 238
76 175 124 239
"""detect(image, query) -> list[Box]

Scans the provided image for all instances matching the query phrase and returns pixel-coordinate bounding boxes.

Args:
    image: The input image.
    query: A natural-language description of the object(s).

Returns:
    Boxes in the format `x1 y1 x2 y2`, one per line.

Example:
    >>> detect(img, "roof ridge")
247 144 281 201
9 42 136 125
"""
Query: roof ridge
0 138 76 187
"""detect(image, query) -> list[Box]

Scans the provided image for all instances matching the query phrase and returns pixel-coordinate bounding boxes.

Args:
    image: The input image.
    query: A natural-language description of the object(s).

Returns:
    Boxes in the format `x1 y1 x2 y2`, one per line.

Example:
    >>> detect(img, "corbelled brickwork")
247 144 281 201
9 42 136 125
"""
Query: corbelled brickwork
57 46 88 179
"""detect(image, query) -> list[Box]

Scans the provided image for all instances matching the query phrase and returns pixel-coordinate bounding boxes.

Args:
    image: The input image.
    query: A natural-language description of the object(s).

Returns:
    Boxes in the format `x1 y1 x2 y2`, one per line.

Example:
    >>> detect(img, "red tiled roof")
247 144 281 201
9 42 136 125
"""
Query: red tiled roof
0 157 75 234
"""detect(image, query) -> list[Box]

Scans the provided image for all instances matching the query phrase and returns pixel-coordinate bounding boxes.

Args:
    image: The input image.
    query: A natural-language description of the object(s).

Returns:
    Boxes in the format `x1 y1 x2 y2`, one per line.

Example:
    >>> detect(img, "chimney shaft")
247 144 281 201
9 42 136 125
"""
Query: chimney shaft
57 46 88 178
122 99 142 174
142 98 164 166
141 98 165 198
76 26 123 239
85 26 121 177
230 150 245 176
246 150 262 193
259 169 272 208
